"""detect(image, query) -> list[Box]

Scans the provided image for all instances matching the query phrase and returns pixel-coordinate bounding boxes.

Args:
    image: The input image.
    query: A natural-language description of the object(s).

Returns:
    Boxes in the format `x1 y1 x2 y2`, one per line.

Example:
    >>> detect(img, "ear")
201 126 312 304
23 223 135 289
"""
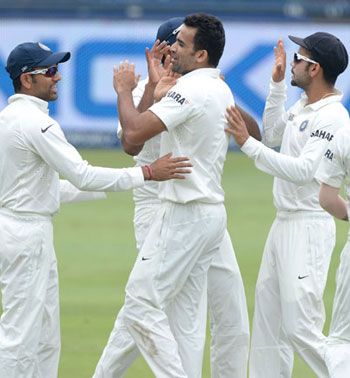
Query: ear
309 63 322 78
19 73 33 90
195 49 208 64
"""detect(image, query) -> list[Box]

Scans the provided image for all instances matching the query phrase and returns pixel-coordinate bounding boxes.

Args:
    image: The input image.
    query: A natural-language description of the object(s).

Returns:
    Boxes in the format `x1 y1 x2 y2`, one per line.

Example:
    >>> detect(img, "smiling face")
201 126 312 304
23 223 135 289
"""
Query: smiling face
21 65 61 102
170 25 204 75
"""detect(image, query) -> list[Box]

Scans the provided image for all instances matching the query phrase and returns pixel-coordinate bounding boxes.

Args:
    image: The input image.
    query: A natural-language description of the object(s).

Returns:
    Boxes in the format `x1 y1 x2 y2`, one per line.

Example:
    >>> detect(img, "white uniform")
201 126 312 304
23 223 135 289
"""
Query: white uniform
241 79 349 378
316 127 350 378
0 94 145 378
100 68 231 378
94 77 249 377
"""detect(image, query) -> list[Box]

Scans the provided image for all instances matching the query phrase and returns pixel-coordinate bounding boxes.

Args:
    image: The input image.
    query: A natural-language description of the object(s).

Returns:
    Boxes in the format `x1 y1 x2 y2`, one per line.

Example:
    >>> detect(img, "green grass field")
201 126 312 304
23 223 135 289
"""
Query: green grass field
10 149 350 377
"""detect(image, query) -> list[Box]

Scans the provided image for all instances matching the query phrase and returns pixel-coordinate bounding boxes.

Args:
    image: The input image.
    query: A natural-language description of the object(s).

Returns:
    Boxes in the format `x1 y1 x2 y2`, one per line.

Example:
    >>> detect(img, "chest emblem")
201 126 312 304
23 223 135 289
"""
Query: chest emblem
299 120 309 132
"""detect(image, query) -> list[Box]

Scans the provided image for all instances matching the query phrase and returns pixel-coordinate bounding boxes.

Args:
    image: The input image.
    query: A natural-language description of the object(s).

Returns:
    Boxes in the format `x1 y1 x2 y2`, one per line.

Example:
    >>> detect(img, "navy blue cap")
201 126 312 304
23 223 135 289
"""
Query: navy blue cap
6 42 71 80
289 32 348 76
156 17 184 45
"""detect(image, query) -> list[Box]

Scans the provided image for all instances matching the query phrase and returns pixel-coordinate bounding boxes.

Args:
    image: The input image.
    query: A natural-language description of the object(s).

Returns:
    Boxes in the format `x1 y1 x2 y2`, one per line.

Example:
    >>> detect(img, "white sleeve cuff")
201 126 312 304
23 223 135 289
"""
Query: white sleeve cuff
240 136 262 158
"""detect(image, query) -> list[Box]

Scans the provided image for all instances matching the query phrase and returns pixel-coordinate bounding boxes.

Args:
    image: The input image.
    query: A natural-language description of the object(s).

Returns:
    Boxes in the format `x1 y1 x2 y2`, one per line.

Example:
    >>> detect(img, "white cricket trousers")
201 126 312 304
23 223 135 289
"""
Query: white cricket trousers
0 208 60 378
93 203 249 378
208 230 249 378
99 201 226 377
325 236 350 377
249 211 335 378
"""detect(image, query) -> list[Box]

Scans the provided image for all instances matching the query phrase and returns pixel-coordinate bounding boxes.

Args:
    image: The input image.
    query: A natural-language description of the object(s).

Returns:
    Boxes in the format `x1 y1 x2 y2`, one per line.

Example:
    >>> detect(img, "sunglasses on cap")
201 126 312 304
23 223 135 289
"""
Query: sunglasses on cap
293 52 318 65
26 66 59 78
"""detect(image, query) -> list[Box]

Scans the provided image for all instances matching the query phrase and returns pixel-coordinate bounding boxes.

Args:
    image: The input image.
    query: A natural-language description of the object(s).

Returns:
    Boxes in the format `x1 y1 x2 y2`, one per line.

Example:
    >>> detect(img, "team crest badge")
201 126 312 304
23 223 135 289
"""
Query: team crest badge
299 120 308 132
288 113 295 121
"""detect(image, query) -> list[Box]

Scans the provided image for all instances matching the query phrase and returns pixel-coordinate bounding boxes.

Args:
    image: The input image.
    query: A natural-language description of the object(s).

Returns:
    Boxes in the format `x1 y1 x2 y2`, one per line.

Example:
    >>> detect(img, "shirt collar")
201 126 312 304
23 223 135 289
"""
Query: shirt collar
300 89 343 111
8 94 49 114
180 67 221 80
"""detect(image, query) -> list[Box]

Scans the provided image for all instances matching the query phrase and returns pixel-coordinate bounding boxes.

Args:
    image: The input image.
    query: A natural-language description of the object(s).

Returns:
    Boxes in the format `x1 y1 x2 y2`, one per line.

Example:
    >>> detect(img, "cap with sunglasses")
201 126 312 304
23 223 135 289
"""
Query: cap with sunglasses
288 32 348 77
6 42 71 80
156 17 184 45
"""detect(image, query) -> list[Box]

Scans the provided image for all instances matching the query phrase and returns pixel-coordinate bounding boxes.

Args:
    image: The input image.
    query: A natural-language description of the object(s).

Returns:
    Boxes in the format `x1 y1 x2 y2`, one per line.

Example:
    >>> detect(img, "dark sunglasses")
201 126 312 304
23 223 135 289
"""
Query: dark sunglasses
293 52 318 65
27 66 59 78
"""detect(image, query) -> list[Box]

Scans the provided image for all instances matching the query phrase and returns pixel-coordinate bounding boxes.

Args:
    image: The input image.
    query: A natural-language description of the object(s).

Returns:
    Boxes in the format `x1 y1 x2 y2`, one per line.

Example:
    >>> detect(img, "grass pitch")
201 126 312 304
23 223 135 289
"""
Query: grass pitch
40 150 348 377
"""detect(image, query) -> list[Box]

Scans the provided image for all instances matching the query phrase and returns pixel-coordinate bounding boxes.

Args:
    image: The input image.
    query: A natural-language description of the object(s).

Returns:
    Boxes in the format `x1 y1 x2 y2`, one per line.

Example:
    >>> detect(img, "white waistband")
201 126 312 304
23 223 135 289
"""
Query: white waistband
276 210 332 220
0 207 52 222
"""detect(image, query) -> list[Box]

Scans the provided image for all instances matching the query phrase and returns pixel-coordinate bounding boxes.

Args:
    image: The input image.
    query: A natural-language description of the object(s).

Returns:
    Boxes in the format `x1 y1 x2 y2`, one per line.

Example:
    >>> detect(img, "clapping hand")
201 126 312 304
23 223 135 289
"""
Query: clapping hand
113 61 141 94
146 40 171 86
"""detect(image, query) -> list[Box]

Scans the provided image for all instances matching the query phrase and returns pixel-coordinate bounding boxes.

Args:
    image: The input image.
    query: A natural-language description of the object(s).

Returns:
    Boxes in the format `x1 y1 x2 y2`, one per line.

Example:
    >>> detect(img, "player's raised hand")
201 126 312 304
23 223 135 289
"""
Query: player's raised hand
145 153 192 181
154 67 181 102
272 39 286 82
113 61 141 94
146 40 171 86
225 105 250 147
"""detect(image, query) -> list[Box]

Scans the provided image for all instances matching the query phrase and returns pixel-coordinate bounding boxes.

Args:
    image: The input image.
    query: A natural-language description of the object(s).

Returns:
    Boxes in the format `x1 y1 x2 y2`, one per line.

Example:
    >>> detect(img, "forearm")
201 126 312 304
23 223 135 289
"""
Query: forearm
118 90 146 145
137 82 157 112
241 137 325 184
120 134 144 156
262 79 288 147
59 180 107 203
319 183 348 221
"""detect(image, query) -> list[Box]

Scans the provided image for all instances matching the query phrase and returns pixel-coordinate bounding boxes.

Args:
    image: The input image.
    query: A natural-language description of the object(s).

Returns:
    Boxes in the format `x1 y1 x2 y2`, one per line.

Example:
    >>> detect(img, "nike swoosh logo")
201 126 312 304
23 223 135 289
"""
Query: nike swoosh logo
141 257 151 261
41 124 54 133
298 275 309 279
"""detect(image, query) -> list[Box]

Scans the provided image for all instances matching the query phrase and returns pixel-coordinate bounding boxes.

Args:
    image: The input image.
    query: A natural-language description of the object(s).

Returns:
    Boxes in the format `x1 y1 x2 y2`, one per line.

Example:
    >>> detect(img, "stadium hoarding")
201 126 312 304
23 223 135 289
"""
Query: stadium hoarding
0 19 349 147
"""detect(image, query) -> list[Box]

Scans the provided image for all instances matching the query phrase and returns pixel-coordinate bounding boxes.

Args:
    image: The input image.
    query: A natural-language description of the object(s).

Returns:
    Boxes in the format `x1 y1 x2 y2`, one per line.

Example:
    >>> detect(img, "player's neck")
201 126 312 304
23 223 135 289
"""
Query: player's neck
305 84 336 105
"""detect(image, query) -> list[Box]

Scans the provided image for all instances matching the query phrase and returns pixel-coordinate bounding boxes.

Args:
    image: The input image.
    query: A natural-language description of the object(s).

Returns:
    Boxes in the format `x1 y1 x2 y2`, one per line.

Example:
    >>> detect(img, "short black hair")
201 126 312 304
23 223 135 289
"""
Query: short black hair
13 76 22 93
322 71 337 86
308 52 338 85
184 13 225 68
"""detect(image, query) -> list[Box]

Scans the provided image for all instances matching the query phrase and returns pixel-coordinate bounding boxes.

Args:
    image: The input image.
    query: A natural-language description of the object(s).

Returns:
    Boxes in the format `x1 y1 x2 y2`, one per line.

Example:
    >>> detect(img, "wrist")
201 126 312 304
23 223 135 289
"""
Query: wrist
146 81 157 89
117 87 133 96
142 164 153 180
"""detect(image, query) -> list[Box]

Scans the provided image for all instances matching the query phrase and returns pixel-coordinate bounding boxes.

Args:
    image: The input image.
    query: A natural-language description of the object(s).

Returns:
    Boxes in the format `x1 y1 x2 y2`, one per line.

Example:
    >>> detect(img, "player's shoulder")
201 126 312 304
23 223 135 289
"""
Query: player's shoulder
318 100 349 121
334 125 350 143
312 102 350 135
179 68 230 99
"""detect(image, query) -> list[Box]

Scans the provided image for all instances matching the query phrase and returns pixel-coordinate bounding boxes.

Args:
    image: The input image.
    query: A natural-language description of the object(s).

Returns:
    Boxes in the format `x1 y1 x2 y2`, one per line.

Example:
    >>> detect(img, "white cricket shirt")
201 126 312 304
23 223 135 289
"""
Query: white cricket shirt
316 127 350 205
0 94 144 216
241 79 349 212
117 78 161 205
149 68 234 204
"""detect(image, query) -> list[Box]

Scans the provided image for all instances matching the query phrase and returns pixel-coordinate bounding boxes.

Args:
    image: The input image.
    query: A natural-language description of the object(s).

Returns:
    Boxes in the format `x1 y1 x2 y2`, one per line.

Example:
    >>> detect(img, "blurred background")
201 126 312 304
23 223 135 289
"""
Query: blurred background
1 2 350 377
0 0 349 147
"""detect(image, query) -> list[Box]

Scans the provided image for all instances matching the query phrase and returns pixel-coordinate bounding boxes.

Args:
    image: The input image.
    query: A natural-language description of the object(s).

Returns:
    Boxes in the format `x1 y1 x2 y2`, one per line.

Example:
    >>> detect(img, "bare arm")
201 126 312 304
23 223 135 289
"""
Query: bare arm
236 105 261 141
319 183 348 221
119 80 158 156
114 62 167 146
120 134 144 156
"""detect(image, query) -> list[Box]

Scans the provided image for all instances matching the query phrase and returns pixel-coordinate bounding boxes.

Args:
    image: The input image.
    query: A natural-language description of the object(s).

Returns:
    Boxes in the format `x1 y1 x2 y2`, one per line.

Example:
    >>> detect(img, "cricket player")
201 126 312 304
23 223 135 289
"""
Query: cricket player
317 126 350 377
226 32 349 377
107 13 237 377
0 41 191 378
94 17 257 378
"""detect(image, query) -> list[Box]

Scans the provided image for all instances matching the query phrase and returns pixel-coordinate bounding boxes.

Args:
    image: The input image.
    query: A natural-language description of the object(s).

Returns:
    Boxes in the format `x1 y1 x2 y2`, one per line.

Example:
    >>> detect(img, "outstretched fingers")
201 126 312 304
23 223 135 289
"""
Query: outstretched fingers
226 106 243 128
